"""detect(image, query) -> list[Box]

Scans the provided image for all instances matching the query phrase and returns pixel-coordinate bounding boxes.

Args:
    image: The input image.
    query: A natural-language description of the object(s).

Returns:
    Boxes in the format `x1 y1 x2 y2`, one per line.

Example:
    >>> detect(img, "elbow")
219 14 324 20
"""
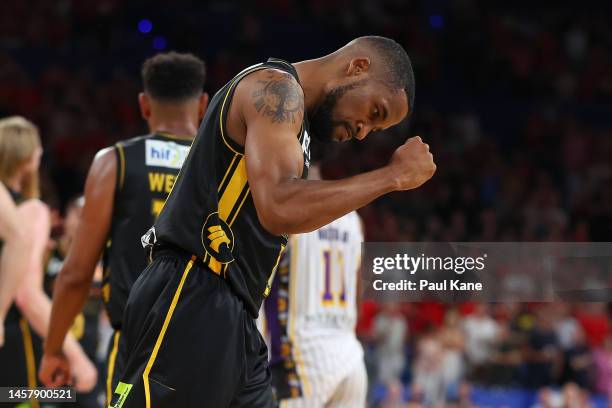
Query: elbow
56 266 91 292
257 203 295 236
258 213 290 236
14 287 37 316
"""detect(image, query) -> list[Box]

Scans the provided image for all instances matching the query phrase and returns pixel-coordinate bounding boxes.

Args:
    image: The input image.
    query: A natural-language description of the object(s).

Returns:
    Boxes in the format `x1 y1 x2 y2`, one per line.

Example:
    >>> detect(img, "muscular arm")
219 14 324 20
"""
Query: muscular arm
44 148 116 356
237 69 435 235
0 184 29 331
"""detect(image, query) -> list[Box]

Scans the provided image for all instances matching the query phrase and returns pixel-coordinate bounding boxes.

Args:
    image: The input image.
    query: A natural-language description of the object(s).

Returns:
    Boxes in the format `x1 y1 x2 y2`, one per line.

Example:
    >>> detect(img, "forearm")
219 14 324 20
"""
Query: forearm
43 271 92 356
261 167 396 234
0 232 29 320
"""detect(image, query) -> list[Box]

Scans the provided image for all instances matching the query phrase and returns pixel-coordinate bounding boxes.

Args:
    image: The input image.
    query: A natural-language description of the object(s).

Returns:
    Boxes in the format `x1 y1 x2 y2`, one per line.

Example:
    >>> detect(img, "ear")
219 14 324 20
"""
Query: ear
198 92 209 120
346 57 371 77
138 92 151 120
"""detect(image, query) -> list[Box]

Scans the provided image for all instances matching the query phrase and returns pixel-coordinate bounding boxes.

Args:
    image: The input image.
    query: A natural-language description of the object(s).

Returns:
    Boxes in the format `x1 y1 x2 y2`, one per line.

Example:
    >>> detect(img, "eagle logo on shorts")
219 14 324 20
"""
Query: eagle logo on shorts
201 212 235 263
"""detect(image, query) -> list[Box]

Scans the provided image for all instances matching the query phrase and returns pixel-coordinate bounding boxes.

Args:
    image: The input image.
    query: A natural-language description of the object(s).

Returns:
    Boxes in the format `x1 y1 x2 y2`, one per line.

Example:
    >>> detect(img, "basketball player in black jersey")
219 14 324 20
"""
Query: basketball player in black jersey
39 52 208 402
86 36 431 407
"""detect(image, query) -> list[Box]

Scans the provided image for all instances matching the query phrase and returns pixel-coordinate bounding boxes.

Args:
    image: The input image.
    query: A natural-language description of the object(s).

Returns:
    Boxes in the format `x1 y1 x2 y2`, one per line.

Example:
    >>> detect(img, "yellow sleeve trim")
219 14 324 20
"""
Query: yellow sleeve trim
115 144 126 191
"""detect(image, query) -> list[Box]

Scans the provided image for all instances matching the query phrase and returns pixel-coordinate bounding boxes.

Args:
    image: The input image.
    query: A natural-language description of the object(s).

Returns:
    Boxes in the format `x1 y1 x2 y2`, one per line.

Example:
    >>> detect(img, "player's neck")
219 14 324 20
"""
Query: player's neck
148 118 197 140
293 59 329 113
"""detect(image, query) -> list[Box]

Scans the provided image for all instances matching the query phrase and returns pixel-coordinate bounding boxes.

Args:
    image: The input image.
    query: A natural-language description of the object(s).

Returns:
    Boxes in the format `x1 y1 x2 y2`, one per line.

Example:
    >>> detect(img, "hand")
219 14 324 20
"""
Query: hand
387 136 436 191
70 354 98 393
39 352 71 388
0 323 4 347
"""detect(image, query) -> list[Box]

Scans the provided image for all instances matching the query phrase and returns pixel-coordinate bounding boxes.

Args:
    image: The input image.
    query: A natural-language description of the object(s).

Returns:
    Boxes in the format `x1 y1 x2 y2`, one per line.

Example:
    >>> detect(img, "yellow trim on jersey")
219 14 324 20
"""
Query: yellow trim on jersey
115 144 126 191
219 64 265 155
102 283 111 304
218 157 247 222
264 244 285 297
143 257 196 408
19 318 40 408
206 156 248 270
288 236 311 396
218 154 238 193
106 330 121 406
228 187 249 227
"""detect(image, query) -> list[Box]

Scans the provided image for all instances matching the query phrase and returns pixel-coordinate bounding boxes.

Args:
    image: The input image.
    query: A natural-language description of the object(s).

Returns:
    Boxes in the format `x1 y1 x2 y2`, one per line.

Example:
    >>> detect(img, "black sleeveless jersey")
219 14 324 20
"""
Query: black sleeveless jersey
102 133 192 329
0 185 24 325
149 58 311 317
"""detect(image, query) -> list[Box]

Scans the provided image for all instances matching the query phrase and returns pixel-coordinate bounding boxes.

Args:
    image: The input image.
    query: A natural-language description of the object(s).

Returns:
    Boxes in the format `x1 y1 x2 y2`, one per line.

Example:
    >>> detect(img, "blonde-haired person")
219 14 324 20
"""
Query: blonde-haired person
0 116 97 395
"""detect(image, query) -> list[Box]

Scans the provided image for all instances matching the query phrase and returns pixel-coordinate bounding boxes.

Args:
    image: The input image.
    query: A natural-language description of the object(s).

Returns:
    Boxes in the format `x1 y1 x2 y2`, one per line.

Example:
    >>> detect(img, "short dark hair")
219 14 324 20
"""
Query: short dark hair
142 52 206 102
358 36 415 114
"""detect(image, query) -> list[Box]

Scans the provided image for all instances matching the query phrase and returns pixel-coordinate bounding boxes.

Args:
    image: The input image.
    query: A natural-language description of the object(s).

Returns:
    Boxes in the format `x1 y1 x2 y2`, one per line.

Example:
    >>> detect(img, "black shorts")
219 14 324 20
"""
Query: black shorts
110 249 274 408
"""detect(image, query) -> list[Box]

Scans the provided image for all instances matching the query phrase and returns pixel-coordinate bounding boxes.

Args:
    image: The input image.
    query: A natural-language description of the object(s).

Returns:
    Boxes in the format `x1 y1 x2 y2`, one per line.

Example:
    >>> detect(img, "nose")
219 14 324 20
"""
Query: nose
355 122 369 140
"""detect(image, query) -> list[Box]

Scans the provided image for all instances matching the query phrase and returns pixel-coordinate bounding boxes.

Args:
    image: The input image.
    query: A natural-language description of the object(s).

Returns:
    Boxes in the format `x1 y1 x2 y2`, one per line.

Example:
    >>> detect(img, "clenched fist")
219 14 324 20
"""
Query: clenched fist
39 352 71 389
387 136 436 190
39 350 98 393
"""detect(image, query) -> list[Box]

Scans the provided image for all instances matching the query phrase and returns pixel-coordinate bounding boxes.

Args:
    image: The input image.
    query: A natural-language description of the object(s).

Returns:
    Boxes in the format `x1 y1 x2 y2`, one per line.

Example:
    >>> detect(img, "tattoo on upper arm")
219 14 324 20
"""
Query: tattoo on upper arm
252 72 304 124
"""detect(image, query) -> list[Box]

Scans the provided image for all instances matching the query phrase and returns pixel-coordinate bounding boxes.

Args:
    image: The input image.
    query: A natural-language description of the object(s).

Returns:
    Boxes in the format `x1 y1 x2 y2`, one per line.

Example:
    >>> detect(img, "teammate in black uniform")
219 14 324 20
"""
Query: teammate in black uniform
0 117 97 406
39 52 208 403
105 36 435 408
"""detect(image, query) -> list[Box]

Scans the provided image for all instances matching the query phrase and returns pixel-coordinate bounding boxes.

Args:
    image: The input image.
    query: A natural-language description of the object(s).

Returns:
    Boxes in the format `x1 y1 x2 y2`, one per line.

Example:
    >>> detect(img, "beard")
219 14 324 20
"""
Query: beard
307 83 357 145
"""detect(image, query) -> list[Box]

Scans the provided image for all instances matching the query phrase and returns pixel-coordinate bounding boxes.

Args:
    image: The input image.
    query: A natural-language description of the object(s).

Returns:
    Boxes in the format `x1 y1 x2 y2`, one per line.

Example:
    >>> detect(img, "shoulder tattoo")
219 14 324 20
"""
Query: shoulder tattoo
252 72 304 124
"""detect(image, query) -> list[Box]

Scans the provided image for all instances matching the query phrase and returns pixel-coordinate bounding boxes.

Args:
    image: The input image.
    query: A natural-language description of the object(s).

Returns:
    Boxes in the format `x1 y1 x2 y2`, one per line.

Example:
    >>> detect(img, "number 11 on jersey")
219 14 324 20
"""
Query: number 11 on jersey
321 249 346 307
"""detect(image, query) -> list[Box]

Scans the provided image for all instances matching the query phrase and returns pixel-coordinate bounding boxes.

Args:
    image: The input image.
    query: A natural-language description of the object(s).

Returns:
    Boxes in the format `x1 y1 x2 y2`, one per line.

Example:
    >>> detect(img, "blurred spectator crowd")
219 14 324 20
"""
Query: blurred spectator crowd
358 301 612 407
0 0 611 407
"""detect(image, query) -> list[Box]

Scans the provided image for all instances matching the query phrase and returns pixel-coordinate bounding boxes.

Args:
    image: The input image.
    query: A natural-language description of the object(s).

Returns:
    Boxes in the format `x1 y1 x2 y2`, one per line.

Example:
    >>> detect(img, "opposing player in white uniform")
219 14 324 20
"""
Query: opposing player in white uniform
262 163 367 408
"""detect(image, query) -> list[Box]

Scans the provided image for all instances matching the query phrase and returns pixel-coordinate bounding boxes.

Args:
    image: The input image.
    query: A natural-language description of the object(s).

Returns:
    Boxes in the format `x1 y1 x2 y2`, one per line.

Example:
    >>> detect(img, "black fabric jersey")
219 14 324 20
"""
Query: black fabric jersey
102 133 192 329
0 185 24 326
149 58 311 317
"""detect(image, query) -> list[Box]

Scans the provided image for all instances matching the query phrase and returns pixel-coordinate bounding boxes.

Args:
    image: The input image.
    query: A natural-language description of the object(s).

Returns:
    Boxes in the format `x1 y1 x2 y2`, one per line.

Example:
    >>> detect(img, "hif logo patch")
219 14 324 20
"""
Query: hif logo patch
145 139 190 169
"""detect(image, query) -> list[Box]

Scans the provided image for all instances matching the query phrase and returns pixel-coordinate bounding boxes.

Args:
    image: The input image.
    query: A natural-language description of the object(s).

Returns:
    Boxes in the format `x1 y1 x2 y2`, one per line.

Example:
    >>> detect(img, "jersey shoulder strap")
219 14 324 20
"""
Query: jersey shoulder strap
113 134 149 193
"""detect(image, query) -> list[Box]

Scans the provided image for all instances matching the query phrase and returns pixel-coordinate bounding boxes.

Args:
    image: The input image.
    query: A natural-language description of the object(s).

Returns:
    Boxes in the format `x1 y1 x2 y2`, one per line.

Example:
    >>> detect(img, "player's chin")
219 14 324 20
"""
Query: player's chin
332 126 350 143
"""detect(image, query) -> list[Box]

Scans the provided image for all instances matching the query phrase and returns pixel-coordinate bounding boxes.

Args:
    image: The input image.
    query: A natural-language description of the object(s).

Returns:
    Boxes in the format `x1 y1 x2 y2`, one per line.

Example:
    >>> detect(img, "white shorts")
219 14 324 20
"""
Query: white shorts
279 358 368 408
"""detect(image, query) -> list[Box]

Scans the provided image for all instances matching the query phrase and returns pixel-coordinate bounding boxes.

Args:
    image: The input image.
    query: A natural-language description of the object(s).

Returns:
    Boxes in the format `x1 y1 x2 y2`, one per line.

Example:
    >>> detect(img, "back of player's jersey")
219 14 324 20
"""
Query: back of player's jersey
292 211 363 334
102 133 191 330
